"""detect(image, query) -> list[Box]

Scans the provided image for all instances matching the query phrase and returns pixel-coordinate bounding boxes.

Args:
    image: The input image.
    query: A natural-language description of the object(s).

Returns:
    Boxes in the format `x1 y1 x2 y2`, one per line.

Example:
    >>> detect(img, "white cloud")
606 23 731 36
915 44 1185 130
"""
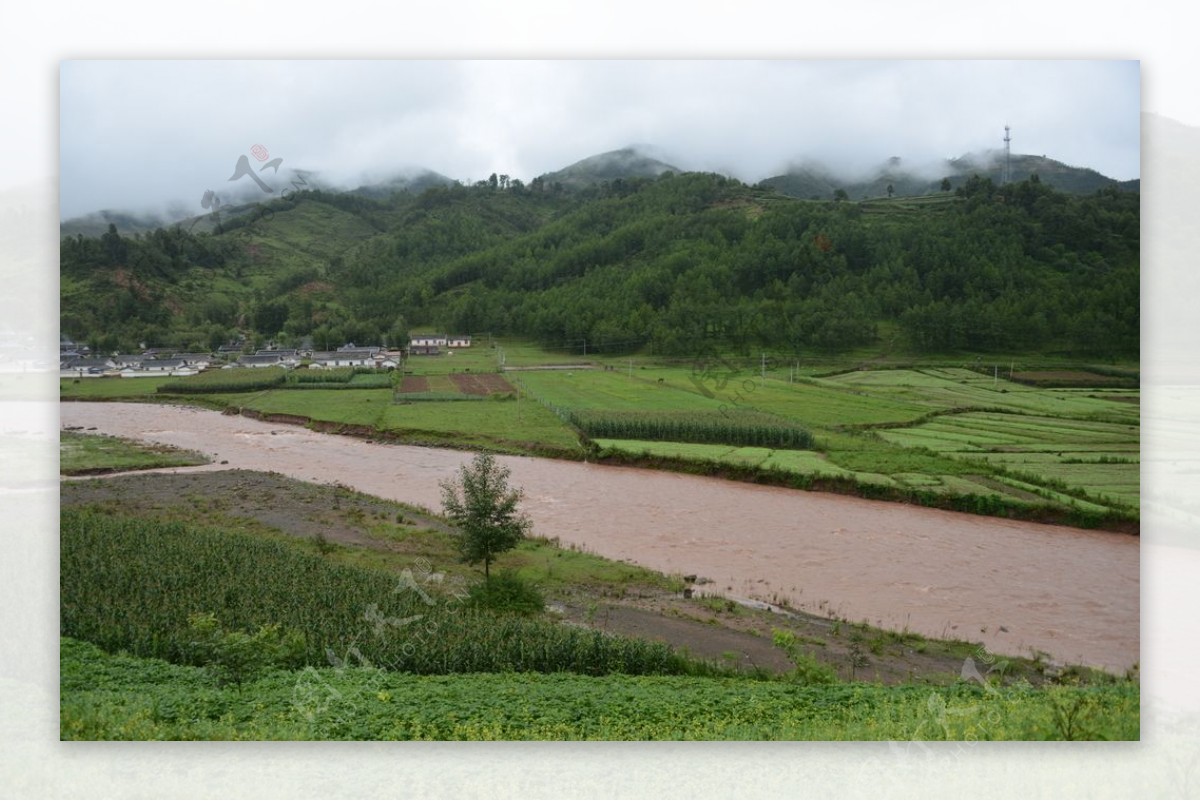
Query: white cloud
58 59 1141 219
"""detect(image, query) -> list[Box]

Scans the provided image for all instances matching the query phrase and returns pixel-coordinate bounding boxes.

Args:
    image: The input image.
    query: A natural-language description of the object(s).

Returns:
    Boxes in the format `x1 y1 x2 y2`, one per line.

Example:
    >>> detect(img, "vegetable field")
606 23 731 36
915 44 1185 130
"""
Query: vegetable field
62 638 1139 741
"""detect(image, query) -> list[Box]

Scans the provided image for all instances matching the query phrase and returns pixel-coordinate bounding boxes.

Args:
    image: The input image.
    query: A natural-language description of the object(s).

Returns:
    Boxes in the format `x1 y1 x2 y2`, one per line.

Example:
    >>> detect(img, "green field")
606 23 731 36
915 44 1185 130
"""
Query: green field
61 376 177 399
60 431 209 474
62 637 1138 741
60 343 1140 526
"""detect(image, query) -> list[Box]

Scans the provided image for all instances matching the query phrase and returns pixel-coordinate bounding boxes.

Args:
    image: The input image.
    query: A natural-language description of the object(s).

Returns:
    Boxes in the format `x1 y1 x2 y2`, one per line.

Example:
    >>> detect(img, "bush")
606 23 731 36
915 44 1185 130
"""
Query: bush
184 611 306 686
465 571 545 615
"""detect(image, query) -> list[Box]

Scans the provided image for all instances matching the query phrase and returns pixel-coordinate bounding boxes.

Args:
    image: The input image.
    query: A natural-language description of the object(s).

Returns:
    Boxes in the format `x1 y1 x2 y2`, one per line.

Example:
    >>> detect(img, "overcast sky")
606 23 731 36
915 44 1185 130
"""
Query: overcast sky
59 59 1140 220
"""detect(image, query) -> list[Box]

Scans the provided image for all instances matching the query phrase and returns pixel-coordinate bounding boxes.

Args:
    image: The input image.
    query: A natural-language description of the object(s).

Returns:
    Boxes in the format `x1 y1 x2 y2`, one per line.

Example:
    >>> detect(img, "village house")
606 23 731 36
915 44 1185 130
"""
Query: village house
447 335 472 348
309 349 377 368
173 353 214 370
138 358 191 374
236 353 292 369
111 354 144 370
60 356 115 378
409 333 446 348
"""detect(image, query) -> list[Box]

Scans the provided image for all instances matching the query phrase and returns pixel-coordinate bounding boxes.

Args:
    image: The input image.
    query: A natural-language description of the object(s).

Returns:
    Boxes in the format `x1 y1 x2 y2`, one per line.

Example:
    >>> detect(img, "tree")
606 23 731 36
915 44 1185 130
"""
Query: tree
886 183 895 199
940 177 952 192
833 188 848 202
440 453 531 580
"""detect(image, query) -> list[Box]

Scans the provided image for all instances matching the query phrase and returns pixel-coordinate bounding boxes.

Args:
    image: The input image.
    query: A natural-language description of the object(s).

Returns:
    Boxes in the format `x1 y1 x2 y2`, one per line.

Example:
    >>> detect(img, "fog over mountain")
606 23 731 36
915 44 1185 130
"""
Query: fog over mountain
59 60 1140 222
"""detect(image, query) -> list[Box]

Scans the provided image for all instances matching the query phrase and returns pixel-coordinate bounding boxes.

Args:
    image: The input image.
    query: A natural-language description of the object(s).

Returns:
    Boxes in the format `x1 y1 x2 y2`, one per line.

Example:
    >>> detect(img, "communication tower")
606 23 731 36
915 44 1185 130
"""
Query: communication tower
1003 125 1012 184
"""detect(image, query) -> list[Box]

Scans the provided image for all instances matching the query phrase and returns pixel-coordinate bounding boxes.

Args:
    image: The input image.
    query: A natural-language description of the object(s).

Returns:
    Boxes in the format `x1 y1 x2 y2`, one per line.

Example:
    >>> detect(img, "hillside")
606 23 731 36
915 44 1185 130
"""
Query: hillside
536 147 681 190
760 152 1137 200
60 169 1138 359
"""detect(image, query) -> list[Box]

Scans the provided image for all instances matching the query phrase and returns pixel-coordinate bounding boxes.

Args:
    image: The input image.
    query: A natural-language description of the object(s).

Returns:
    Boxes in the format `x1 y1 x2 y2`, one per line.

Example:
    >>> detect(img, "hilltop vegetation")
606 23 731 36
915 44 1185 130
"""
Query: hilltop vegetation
60 170 1137 360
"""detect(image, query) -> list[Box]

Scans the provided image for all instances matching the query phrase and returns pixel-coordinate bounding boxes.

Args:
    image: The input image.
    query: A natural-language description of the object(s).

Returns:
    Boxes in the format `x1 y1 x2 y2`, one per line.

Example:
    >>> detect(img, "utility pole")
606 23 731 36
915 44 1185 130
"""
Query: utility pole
628 359 633 379
761 353 766 383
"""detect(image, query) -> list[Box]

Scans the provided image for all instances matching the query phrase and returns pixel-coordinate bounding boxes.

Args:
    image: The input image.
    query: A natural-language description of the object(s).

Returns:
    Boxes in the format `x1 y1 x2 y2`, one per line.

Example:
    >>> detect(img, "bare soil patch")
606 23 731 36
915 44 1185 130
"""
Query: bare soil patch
397 376 430 393
449 373 515 395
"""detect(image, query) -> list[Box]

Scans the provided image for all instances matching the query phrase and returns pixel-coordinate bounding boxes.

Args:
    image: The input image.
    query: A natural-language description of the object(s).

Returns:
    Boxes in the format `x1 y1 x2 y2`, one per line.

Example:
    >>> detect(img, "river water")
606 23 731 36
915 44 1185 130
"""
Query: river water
60 402 1139 672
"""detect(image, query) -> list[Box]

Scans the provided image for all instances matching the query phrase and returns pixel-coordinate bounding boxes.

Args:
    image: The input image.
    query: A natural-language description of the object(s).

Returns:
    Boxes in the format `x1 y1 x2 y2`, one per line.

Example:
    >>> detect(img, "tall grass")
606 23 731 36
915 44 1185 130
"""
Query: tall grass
157 367 287 394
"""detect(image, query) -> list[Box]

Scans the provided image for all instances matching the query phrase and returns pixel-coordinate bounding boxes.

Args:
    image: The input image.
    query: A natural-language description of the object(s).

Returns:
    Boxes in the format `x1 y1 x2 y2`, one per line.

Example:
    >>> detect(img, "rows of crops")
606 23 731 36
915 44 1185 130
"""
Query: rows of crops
61 509 714 677
594 439 855 477
820 368 1137 422
571 409 814 449
293 367 357 384
157 367 287 394
283 369 394 389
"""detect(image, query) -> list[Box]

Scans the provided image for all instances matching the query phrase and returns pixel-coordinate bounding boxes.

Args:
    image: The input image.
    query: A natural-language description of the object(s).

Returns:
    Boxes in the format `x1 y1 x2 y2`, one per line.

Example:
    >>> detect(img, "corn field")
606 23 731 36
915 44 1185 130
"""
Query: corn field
157 367 287 394
60 509 717 677
569 409 814 449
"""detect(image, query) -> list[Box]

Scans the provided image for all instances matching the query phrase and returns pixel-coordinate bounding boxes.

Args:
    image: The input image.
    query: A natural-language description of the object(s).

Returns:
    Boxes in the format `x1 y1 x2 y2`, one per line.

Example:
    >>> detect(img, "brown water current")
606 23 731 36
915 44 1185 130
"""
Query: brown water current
61 402 1139 672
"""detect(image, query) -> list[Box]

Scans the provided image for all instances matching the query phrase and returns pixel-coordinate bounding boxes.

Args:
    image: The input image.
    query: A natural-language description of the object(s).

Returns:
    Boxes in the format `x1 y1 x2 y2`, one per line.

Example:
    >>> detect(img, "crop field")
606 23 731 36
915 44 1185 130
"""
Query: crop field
232 388 390 427
379 398 582 452
62 637 1138 741
515 368 725 413
158 367 287 394
60 342 1139 525
61 509 711 678
448 373 516 396
877 411 1139 509
821 368 1138 422
595 439 860 478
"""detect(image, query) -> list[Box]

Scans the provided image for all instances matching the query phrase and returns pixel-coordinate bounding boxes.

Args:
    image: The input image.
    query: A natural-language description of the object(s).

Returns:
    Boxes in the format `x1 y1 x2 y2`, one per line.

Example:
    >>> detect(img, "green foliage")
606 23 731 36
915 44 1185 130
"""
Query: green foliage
440 453 532 579
61 638 1140 740
61 509 706 677
158 367 287 394
60 431 208 475
570 408 813 449
184 612 306 687
62 174 1138 359
293 367 355 384
465 570 545 615
772 629 839 685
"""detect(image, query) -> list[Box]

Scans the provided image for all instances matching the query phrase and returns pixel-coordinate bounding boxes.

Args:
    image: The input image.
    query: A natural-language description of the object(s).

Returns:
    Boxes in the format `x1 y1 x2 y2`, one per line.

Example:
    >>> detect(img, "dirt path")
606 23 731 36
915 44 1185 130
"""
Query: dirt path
60 402 1139 671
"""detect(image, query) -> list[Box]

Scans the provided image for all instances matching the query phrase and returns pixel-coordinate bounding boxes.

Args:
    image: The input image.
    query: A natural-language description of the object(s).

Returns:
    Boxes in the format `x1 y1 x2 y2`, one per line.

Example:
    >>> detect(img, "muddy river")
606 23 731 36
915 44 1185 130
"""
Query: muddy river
61 402 1139 672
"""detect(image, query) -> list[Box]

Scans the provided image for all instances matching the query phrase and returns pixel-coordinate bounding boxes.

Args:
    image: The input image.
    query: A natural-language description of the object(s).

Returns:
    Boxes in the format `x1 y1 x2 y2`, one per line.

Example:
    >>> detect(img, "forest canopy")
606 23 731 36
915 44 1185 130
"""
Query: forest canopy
60 171 1138 358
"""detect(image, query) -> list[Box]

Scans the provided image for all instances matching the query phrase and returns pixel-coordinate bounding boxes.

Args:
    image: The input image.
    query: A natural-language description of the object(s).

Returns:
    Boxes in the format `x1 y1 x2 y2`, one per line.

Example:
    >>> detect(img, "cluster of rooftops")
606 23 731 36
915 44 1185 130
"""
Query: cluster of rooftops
59 334 472 378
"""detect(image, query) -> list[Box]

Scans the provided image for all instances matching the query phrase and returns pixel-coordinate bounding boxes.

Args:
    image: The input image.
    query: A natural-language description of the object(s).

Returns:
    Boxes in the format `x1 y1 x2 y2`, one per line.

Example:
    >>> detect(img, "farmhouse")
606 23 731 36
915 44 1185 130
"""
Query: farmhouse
237 353 292 368
111 354 144 370
447 335 472 348
410 333 446 348
60 357 115 378
139 358 188 373
173 353 214 370
309 349 378 368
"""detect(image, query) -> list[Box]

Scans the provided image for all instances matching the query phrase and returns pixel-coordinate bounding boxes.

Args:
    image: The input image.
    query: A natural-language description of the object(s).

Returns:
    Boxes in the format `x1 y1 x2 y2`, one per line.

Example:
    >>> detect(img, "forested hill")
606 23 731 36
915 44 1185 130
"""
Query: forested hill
60 171 1138 358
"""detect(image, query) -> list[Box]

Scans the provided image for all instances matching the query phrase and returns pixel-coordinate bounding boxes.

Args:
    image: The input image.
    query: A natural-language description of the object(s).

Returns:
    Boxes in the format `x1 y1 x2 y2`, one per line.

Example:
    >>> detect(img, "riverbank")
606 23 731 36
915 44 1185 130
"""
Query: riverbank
60 402 1140 672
